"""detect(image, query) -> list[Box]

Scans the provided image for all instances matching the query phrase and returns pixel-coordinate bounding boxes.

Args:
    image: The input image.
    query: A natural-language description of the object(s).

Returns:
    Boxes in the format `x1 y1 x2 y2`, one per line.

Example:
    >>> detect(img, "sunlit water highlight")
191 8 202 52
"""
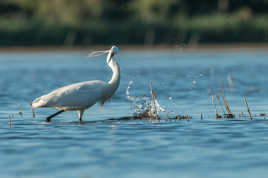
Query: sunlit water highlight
1 50 268 177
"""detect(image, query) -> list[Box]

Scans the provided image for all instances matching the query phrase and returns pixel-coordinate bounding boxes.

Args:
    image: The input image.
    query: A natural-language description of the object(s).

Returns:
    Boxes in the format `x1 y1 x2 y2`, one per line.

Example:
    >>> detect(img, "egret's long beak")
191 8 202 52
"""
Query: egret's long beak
88 50 109 58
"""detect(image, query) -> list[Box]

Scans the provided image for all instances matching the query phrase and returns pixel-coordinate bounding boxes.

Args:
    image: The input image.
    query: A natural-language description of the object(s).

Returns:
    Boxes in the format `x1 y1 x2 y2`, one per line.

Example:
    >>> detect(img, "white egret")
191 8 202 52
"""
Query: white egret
31 45 120 122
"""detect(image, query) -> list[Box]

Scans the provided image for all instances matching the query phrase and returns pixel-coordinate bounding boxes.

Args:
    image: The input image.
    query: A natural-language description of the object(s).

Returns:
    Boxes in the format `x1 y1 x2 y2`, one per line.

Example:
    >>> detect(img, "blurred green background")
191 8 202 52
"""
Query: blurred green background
1 0 268 46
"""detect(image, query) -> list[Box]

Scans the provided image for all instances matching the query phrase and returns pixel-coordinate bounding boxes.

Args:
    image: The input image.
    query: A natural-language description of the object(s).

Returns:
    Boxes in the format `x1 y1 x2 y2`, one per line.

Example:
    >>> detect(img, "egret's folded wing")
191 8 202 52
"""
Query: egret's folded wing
32 80 108 108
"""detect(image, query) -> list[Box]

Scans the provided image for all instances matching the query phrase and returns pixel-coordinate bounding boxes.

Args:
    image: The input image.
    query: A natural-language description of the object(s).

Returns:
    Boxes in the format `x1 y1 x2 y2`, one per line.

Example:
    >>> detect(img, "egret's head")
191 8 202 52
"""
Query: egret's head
107 45 118 64
110 45 118 57
88 45 118 64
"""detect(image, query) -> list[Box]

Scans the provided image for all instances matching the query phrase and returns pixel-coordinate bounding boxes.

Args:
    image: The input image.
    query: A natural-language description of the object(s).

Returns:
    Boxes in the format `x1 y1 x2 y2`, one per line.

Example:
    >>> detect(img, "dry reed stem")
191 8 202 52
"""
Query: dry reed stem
243 97 253 120
220 90 231 115
215 93 226 115
149 80 159 120
217 90 235 118
8 115 12 128
212 95 221 119
227 75 235 90
18 105 23 117
219 90 235 118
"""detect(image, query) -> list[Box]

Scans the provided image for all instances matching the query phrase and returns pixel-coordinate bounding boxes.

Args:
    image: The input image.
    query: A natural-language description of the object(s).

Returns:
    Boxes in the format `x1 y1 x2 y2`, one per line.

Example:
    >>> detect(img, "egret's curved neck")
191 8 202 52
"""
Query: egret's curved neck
107 57 120 92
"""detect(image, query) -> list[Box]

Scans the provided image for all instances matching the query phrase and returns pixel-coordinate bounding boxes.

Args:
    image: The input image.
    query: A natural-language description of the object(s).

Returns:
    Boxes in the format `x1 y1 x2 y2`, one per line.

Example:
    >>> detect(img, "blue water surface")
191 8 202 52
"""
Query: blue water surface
0 49 268 178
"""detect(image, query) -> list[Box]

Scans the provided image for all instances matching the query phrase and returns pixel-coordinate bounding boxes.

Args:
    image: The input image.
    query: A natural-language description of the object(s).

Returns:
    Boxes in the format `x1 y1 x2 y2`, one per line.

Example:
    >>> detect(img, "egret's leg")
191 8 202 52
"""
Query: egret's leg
77 110 84 122
46 110 65 122
100 101 104 111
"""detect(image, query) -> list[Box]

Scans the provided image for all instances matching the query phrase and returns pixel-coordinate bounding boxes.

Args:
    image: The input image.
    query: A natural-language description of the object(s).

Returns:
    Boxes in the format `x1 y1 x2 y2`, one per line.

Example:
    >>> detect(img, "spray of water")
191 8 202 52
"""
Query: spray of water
126 80 165 119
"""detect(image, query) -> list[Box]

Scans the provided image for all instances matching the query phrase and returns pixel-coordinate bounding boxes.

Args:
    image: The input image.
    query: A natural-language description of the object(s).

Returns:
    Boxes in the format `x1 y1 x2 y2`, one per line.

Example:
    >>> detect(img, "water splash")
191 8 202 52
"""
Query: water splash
126 80 165 119
126 80 136 102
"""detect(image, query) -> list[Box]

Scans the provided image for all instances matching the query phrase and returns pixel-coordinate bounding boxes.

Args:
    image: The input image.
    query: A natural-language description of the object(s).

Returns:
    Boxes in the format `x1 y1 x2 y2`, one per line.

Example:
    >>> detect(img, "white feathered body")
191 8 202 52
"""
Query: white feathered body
31 80 113 110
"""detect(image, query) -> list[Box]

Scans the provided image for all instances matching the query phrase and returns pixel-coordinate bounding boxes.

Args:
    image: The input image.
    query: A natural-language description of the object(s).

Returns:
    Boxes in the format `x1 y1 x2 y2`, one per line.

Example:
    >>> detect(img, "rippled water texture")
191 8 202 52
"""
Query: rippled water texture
1 49 268 177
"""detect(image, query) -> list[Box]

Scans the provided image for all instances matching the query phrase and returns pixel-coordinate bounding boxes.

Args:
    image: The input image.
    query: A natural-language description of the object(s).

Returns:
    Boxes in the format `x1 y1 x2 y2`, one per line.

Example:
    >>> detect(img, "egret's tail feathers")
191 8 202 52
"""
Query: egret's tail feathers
31 98 46 108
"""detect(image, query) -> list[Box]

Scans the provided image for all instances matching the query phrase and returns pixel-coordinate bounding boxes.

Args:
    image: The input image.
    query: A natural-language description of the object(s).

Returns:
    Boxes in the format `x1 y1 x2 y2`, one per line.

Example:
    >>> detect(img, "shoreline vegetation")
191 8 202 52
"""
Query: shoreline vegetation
0 16 268 47
1 1 268 48
0 43 268 52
